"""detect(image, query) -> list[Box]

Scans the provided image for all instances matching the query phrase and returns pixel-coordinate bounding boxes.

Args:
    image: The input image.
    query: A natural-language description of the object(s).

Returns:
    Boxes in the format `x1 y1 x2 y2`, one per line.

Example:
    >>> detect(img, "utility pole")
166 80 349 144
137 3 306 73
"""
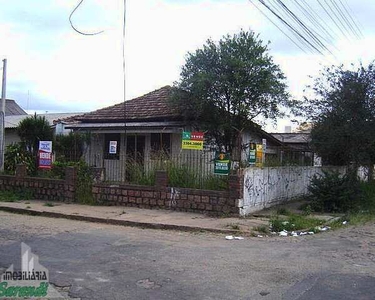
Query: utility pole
0 58 7 172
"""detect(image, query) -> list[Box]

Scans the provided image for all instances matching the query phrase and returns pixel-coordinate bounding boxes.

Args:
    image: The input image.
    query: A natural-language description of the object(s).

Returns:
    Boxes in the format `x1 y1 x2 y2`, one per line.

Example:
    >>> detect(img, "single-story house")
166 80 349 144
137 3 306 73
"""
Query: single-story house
65 86 284 181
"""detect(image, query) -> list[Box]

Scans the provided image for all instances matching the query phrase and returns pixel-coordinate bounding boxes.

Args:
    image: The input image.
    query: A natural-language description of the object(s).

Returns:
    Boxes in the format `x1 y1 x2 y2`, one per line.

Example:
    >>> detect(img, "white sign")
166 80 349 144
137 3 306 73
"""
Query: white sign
109 141 118 154
262 138 267 152
39 141 52 153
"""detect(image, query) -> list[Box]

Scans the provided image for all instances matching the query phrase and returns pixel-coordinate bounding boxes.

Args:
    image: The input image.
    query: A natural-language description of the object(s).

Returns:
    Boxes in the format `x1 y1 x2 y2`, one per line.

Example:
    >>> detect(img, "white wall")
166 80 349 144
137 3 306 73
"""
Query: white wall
240 166 347 215
5 129 21 147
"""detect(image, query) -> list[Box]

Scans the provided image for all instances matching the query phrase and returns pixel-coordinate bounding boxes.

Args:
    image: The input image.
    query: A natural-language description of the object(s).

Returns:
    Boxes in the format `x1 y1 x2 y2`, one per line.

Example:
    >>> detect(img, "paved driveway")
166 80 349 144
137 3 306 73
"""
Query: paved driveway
0 211 374 300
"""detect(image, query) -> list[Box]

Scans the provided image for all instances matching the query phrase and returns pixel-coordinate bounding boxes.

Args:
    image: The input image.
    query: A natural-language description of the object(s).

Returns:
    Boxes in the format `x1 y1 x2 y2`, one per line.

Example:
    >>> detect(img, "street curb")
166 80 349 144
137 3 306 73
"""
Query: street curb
0 206 244 235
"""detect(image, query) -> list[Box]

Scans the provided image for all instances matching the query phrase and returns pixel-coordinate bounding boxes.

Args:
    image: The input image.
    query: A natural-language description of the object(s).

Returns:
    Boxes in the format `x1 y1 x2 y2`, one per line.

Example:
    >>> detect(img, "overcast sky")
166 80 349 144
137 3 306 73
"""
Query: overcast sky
0 0 374 131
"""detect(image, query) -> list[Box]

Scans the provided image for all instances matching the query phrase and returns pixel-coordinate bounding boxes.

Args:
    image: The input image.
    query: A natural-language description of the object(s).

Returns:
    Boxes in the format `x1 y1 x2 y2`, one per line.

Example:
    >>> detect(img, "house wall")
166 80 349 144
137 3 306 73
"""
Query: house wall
240 131 279 162
5 129 21 147
240 166 347 215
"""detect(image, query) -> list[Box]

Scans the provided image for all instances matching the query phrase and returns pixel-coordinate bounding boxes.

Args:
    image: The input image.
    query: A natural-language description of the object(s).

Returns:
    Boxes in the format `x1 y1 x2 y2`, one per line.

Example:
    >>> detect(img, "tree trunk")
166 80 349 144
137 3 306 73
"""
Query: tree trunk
367 164 374 182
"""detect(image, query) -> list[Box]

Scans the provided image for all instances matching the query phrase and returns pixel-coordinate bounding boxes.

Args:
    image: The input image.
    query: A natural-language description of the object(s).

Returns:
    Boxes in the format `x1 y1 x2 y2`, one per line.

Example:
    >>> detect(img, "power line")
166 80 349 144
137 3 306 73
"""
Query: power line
317 0 349 41
262 0 313 52
275 0 334 55
250 0 363 57
330 0 359 39
291 0 338 49
338 0 363 38
122 0 127 142
248 0 310 54
258 0 325 55
69 0 104 36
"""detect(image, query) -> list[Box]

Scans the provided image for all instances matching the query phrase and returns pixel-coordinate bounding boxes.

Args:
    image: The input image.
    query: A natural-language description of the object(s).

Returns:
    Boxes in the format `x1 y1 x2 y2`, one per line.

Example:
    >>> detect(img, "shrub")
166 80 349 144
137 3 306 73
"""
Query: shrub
4 143 36 175
0 189 33 202
54 132 89 162
50 160 95 204
308 170 362 213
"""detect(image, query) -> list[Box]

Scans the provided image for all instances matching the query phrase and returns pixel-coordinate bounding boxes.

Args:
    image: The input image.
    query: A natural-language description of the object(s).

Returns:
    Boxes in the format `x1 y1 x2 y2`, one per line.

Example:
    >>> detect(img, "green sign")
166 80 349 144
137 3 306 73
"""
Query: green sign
214 153 231 175
249 150 256 165
249 143 256 165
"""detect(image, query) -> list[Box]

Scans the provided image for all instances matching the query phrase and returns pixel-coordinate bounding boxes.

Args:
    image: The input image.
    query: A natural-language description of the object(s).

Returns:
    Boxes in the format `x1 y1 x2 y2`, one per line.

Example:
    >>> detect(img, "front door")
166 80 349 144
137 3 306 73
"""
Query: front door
125 135 146 181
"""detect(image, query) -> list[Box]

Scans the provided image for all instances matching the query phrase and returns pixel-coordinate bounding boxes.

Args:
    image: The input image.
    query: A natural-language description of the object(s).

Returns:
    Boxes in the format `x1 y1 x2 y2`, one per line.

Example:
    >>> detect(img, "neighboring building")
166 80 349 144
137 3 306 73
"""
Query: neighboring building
3 99 28 116
5 113 84 147
65 86 283 181
271 132 314 165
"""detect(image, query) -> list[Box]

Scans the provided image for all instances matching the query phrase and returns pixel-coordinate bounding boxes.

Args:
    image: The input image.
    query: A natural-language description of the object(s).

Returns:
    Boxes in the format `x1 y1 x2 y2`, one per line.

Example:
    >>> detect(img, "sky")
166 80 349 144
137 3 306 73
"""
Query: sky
0 0 374 132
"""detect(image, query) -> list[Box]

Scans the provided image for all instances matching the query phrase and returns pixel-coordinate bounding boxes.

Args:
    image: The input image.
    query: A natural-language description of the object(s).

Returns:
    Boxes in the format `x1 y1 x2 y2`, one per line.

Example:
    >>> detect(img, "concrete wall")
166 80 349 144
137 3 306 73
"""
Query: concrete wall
240 166 346 215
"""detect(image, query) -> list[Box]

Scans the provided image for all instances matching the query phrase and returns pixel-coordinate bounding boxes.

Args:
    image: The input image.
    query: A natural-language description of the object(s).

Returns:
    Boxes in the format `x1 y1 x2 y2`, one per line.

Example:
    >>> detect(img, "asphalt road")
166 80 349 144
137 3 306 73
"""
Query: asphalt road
0 211 374 300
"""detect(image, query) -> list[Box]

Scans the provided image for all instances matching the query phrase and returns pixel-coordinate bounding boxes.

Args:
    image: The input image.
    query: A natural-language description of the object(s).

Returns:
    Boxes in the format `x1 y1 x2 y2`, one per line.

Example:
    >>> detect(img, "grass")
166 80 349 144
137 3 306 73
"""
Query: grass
122 158 229 190
0 189 33 202
276 208 291 216
270 213 324 232
43 202 54 207
254 225 269 234
227 223 241 230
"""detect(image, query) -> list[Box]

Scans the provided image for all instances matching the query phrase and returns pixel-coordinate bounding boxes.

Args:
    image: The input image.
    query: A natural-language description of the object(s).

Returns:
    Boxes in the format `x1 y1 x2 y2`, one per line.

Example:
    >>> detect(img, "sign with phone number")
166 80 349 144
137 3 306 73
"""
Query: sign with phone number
182 131 204 150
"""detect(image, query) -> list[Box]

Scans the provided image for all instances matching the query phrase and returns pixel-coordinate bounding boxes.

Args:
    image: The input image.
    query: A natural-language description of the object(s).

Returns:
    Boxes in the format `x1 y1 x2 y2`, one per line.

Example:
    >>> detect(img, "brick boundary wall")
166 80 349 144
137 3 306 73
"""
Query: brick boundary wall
93 171 242 215
0 165 242 215
0 164 76 202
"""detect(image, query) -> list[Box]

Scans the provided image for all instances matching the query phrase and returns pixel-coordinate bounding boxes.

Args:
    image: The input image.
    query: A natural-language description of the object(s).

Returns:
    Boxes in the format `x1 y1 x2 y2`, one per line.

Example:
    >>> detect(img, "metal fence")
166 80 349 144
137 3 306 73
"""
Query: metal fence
82 149 229 189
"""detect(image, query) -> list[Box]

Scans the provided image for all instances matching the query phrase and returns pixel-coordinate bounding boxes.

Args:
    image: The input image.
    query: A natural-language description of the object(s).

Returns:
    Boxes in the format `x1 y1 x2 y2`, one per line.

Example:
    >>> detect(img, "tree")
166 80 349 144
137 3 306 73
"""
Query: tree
302 63 375 180
17 114 54 158
172 30 291 153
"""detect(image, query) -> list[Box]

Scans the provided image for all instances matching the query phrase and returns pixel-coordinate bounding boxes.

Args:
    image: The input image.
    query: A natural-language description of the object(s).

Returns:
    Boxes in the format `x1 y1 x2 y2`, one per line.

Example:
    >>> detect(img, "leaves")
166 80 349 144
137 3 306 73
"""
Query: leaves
17 114 53 158
172 29 291 152
303 62 375 168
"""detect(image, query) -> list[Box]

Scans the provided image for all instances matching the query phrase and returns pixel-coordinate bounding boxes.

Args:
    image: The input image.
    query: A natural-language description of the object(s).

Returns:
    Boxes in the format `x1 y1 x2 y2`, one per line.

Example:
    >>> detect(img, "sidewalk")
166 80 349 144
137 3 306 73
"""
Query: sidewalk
0 200 270 235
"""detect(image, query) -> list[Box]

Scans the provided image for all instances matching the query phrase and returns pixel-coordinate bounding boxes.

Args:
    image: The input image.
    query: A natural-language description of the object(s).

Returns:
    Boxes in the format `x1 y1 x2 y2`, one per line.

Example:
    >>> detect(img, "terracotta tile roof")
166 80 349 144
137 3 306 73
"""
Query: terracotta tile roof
75 86 180 123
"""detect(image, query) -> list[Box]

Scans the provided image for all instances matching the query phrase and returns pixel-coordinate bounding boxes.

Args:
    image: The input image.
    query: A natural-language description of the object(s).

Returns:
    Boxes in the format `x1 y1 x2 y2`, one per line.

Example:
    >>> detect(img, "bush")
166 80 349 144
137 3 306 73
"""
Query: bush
50 160 95 204
0 189 33 202
308 170 362 213
4 143 36 175
54 132 89 162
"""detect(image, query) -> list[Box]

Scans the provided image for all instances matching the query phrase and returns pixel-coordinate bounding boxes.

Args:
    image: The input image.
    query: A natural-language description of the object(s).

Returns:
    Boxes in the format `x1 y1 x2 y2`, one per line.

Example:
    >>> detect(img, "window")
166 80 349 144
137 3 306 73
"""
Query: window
151 133 171 158
104 133 121 160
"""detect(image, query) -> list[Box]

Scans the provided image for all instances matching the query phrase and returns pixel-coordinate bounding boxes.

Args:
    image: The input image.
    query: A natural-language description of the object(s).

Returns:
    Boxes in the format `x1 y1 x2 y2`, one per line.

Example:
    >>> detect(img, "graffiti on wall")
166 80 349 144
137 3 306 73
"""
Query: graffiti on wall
242 166 346 215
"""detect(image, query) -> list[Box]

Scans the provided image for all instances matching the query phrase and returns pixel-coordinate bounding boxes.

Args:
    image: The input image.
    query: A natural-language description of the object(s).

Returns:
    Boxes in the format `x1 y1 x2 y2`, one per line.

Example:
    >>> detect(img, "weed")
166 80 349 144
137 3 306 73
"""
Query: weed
0 189 33 202
43 202 54 207
254 225 269 234
270 213 324 232
26 206 31 209
277 208 291 216
302 204 312 216
227 223 240 230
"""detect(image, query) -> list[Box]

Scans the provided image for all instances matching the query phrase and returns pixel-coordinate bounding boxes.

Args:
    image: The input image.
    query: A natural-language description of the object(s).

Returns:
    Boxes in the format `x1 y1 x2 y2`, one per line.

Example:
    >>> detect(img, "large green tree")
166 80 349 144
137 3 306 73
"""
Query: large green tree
303 63 375 179
172 30 291 152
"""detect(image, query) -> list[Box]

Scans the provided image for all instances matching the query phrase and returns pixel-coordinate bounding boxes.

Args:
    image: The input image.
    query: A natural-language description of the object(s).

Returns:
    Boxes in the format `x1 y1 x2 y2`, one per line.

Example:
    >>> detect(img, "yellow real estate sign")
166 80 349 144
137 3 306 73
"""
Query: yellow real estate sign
182 131 204 150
